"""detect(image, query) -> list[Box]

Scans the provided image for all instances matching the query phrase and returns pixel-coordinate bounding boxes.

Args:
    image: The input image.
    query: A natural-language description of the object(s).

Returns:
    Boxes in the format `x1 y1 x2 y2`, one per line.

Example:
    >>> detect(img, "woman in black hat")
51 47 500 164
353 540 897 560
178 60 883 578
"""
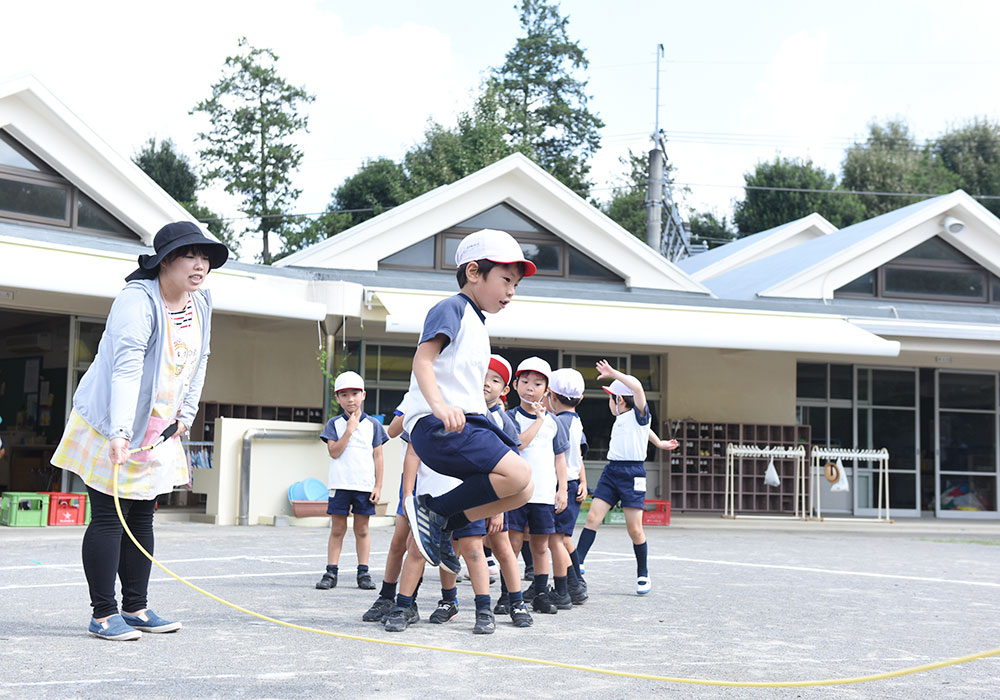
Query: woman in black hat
52 221 228 641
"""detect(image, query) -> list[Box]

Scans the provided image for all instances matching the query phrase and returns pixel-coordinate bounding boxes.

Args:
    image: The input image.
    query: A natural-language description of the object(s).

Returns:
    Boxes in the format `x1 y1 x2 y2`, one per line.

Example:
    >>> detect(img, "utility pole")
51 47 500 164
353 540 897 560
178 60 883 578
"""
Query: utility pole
645 44 665 251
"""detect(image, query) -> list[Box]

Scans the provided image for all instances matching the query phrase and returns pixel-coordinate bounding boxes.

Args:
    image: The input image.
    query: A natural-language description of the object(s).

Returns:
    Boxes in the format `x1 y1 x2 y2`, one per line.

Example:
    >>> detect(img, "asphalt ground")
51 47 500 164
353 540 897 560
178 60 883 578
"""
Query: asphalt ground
1 515 999 699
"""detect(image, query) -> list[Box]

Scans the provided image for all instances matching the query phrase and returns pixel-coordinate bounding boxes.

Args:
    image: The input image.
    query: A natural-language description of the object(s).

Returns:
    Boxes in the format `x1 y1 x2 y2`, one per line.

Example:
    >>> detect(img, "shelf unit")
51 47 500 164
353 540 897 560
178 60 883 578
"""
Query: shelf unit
666 420 810 513
189 402 323 442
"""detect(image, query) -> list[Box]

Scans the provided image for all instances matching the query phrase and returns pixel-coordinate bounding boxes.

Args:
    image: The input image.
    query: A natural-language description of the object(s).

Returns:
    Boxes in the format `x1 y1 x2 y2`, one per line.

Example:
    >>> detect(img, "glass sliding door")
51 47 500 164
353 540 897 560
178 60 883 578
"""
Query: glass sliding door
935 371 999 518
855 367 920 516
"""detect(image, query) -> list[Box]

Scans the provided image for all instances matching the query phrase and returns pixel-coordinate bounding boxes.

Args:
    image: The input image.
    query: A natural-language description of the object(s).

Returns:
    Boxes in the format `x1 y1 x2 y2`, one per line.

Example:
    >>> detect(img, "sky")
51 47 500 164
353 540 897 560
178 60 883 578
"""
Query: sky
4 0 1000 256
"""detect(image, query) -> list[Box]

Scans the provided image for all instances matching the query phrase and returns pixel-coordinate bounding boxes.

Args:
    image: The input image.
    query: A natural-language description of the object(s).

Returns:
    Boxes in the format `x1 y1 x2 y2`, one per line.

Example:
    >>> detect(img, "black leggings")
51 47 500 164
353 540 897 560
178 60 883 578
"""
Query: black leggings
82 486 156 618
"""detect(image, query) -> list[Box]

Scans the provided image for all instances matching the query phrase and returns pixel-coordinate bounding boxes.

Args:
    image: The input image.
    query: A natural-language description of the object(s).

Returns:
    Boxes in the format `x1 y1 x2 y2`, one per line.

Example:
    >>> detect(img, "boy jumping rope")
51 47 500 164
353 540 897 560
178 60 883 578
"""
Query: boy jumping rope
316 371 387 591
402 228 536 568
575 360 677 595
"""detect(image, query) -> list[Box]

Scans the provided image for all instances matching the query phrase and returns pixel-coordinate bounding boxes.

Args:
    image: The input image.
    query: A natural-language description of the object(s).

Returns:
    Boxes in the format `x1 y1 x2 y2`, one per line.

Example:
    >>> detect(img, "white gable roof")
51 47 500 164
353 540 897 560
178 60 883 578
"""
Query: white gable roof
705 191 1000 300
276 153 710 294
0 75 202 244
677 212 836 282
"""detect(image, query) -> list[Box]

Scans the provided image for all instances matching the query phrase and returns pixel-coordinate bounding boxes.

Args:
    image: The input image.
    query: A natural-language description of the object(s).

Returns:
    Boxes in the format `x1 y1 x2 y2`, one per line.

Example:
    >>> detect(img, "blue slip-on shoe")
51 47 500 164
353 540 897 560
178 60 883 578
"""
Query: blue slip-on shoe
121 609 182 633
404 494 444 567
88 614 141 641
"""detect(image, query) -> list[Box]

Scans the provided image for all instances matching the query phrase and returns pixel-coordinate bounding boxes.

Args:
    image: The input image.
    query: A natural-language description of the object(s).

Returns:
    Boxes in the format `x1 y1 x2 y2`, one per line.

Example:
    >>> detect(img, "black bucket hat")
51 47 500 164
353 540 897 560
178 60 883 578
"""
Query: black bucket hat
126 221 230 281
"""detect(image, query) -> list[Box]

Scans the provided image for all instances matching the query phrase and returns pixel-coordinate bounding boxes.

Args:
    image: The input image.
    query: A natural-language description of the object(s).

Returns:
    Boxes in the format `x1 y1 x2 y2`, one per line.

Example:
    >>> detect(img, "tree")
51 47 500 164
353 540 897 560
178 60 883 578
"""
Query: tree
841 119 959 218
932 118 1000 217
602 149 654 240
132 138 238 254
734 156 865 235
687 209 736 249
192 37 314 263
492 0 603 197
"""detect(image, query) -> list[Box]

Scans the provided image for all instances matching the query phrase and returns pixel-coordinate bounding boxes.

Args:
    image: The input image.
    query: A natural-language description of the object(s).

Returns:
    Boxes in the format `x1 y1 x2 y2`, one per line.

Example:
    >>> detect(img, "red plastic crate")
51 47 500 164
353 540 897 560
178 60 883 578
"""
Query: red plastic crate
642 499 670 526
38 492 88 526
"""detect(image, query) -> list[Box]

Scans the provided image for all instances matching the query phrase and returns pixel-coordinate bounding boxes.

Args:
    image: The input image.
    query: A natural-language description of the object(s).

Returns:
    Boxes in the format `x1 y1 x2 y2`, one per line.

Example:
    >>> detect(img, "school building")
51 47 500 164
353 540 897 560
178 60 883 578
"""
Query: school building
1 77 998 521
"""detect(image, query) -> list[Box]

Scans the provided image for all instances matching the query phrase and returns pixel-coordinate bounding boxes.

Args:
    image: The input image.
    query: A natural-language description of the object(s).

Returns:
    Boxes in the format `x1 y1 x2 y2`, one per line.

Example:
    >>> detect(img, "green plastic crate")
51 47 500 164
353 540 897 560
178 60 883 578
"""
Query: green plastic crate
604 507 626 525
1 492 50 527
576 496 592 524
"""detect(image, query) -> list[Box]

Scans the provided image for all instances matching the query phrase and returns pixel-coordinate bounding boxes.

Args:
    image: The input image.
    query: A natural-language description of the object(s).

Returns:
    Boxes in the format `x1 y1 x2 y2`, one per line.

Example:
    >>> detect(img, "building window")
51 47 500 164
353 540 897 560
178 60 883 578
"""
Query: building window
0 130 138 240
378 202 621 282
835 236 1000 304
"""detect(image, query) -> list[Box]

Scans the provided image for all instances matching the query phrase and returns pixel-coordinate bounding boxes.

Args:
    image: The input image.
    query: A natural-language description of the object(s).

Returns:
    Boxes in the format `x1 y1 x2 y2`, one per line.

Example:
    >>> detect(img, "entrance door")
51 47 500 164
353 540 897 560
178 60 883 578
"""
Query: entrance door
935 371 999 518
855 367 920 517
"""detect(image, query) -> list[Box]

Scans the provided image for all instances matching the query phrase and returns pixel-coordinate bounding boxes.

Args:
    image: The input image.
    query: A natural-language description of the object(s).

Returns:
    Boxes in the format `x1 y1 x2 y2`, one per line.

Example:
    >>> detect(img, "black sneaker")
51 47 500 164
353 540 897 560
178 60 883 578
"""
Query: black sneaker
384 604 419 632
357 572 376 590
569 580 588 605
493 593 510 616
362 596 394 622
531 589 558 614
549 587 573 610
404 494 445 567
429 599 458 624
315 572 337 589
523 565 534 581
438 537 462 576
472 610 496 635
509 603 533 628
522 582 537 602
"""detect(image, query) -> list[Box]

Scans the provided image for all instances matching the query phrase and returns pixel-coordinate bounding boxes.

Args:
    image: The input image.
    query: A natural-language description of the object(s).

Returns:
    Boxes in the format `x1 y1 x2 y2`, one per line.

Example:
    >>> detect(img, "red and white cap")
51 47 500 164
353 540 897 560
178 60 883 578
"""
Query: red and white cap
550 368 585 399
455 229 537 277
487 354 513 386
515 356 552 380
602 379 635 397
334 371 365 393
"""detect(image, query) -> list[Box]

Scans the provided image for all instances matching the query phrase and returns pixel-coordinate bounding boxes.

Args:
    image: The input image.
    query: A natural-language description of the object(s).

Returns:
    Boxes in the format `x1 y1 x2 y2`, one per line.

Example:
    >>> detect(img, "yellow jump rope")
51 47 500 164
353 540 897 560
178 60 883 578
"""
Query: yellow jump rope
113 426 1000 688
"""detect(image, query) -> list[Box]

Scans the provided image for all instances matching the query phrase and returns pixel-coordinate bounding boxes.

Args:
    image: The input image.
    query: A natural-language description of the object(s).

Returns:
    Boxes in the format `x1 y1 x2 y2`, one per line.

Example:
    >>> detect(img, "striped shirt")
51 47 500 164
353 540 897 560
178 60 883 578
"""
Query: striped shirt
168 299 194 329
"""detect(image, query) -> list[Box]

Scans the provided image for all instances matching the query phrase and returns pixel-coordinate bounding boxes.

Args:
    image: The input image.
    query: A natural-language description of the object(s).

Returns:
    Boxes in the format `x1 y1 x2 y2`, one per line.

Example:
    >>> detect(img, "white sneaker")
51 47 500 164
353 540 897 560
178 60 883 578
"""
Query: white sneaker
636 576 651 595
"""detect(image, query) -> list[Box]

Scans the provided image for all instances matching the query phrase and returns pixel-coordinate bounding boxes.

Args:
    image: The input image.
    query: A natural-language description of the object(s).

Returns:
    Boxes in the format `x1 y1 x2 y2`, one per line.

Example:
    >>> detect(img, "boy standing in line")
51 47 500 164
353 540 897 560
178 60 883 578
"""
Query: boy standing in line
547 367 589 604
402 229 536 567
506 357 573 613
316 371 388 591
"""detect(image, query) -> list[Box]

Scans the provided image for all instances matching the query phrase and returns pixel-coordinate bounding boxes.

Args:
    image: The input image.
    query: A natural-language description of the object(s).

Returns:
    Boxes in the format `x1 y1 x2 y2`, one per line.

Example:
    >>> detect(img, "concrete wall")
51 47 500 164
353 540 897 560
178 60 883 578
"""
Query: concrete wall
666 349 797 424
202 315 323 406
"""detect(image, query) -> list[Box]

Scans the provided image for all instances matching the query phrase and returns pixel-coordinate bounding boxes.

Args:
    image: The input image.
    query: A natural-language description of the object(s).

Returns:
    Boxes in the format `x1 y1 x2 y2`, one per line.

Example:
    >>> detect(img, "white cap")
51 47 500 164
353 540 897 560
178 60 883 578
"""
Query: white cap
550 368 585 399
455 229 537 277
602 378 635 397
488 354 513 386
515 356 551 380
334 371 365 393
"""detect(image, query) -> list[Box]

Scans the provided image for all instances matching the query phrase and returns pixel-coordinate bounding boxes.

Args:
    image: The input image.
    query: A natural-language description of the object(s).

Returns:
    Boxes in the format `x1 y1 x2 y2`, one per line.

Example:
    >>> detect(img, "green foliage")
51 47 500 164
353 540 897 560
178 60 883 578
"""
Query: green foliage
602 149 654 240
931 118 1000 217
182 200 240 256
841 119 960 218
734 156 865 234
491 0 603 197
192 37 314 264
687 209 736 248
133 138 197 203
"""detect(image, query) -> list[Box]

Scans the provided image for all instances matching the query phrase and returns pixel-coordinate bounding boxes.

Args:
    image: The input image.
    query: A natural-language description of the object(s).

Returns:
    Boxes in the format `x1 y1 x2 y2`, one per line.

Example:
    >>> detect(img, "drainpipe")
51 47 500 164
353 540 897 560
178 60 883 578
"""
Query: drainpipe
239 427 322 526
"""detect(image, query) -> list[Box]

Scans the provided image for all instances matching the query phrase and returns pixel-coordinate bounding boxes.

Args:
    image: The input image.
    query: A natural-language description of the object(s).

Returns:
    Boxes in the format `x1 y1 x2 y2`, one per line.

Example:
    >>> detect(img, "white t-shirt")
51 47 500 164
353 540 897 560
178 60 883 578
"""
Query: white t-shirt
607 405 652 462
507 406 570 505
554 411 588 480
402 294 490 435
321 413 389 491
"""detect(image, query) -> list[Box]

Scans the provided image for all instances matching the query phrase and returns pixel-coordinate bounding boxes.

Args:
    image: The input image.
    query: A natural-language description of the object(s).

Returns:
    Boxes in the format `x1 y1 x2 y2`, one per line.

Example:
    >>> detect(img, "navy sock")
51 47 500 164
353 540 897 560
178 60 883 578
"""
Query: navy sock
326 564 339 575
634 541 648 578
413 577 423 602
445 512 470 531
500 574 508 595
569 549 583 578
427 474 498 518
357 564 369 574
576 528 597 563
509 590 524 606
533 573 548 591
442 586 458 603
566 564 579 587
380 580 396 600
396 593 413 609
521 541 534 568
554 575 568 596
483 546 493 558
474 594 491 612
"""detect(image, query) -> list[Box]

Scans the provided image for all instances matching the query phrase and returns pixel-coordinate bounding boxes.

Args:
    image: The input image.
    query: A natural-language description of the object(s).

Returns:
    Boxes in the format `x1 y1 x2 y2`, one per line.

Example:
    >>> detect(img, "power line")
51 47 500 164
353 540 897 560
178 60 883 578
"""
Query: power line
676 182 1000 200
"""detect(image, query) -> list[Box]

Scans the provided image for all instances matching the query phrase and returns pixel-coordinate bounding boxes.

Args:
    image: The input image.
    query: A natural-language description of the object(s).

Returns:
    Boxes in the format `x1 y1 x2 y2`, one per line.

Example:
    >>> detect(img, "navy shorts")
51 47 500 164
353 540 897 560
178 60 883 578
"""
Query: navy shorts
452 518 488 539
554 479 582 536
327 489 376 516
409 413 517 480
395 478 416 517
592 461 647 510
508 502 556 535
